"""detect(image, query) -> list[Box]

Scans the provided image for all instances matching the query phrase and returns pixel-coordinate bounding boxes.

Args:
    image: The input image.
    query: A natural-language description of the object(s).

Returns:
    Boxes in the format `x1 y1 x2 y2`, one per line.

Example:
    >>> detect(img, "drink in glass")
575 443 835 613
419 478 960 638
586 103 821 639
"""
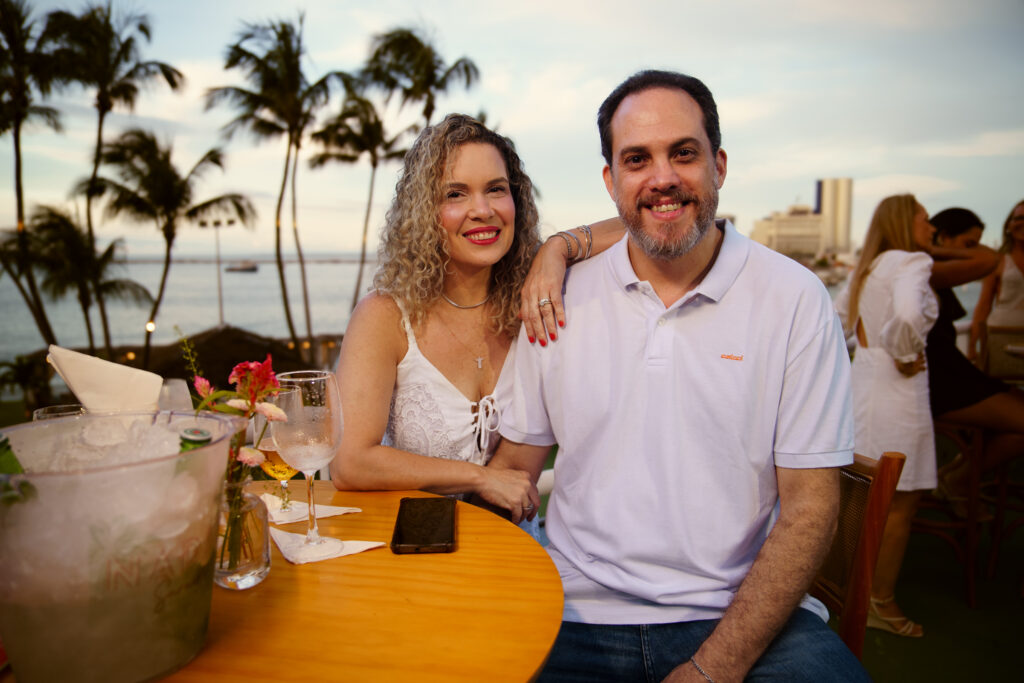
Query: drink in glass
271 371 343 552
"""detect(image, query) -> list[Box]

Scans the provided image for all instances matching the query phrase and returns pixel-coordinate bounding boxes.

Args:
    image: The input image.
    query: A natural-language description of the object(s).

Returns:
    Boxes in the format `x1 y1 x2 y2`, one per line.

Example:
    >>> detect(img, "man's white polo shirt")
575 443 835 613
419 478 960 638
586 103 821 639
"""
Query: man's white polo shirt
497 220 854 624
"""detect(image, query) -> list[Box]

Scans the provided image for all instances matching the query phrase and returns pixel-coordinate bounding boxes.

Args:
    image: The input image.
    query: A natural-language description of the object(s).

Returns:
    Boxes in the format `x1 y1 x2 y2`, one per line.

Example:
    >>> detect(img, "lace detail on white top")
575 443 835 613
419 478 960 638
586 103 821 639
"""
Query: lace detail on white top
382 303 504 467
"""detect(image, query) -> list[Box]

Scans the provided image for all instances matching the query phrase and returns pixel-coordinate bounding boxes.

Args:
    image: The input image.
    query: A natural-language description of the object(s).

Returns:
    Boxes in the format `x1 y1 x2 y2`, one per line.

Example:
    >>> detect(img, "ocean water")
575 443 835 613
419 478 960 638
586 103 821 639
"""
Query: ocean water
1 257 983 364
1 257 366 364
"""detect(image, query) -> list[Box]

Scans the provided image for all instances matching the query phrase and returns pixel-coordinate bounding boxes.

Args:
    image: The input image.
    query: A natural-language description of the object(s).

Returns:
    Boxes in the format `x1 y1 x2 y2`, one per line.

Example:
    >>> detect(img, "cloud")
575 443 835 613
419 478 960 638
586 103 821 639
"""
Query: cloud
854 174 961 199
494 62 610 134
718 94 786 128
916 129 1024 158
784 0 965 29
736 142 889 183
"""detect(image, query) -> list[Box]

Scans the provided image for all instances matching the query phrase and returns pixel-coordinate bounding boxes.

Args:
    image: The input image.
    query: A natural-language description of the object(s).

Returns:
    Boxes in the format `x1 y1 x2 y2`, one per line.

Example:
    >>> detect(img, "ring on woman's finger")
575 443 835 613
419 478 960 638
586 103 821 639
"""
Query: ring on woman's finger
524 504 536 512
538 298 552 307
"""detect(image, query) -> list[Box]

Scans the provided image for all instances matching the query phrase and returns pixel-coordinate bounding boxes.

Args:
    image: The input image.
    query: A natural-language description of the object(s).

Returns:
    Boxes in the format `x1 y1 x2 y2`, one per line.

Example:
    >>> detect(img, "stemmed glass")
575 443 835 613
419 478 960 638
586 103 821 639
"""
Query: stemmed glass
270 370 343 551
254 415 297 511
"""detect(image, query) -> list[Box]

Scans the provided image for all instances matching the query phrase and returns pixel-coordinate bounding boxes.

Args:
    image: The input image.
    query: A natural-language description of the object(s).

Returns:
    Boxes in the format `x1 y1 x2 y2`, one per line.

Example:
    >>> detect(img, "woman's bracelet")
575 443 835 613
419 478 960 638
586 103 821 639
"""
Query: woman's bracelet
579 224 593 261
555 230 583 263
548 232 579 261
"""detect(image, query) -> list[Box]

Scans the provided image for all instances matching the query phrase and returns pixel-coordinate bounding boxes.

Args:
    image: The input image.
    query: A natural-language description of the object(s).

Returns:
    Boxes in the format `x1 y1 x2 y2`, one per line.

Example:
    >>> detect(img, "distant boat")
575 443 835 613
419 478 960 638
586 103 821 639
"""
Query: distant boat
225 260 258 273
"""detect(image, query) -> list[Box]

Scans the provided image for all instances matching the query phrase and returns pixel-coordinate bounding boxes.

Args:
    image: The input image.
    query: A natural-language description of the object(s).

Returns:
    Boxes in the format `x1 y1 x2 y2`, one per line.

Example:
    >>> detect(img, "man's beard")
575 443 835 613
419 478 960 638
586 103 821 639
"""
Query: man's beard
618 185 719 261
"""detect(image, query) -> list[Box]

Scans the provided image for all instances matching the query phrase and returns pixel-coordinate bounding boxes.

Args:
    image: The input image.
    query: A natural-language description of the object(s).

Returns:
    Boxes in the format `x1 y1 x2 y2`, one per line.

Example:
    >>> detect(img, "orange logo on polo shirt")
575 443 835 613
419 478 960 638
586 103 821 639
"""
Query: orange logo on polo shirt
720 353 744 361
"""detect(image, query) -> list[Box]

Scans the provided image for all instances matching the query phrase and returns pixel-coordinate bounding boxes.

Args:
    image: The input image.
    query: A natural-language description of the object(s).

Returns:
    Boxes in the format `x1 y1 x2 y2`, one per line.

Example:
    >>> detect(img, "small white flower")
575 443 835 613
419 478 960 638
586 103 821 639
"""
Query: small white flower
226 398 249 411
255 401 288 422
236 447 265 467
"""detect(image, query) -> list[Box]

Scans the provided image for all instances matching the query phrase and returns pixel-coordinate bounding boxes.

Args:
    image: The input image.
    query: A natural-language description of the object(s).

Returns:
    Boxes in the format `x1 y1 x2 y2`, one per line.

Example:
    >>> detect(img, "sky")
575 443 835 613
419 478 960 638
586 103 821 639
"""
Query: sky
3 0 1023 258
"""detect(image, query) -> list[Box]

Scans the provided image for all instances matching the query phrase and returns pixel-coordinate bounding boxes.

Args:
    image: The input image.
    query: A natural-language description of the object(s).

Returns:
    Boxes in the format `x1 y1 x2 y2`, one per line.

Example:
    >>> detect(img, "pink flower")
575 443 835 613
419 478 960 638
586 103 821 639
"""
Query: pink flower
193 376 212 398
254 401 287 422
236 447 265 467
229 355 279 405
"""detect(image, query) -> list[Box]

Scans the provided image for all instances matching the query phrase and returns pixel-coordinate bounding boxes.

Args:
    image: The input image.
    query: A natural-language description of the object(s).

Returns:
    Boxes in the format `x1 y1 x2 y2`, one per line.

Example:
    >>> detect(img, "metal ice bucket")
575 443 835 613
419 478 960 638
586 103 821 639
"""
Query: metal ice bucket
0 410 244 683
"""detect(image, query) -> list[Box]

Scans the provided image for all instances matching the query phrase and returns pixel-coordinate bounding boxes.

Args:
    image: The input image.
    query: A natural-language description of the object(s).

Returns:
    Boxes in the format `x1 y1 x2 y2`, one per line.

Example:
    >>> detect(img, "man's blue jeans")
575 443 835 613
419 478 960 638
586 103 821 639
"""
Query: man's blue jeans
538 608 870 682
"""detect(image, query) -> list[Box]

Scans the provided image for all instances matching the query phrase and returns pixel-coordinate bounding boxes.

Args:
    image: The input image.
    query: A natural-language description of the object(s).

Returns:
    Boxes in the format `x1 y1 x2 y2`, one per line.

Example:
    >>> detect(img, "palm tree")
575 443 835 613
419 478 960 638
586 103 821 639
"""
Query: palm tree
311 94 412 311
205 16 332 361
0 0 62 346
363 27 479 125
29 206 152 355
86 128 255 368
0 354 51 419
44 1 183 356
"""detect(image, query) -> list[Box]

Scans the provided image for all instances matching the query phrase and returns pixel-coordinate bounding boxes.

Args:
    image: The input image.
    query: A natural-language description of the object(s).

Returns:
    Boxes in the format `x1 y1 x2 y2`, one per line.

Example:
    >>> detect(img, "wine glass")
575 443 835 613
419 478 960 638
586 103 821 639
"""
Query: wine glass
254 413 297 511
270 371 343 551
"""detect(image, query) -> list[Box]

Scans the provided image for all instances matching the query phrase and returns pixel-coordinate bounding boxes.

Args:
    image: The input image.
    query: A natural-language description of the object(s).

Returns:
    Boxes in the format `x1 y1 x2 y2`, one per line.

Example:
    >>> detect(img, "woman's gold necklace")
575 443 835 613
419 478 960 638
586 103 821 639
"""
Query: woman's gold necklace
437 309 489 370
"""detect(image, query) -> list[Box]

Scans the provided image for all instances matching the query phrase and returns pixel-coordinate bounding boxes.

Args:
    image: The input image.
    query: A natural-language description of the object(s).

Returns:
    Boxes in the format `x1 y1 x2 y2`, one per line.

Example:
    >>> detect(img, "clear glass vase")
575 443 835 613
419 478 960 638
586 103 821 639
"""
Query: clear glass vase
214 482 270 590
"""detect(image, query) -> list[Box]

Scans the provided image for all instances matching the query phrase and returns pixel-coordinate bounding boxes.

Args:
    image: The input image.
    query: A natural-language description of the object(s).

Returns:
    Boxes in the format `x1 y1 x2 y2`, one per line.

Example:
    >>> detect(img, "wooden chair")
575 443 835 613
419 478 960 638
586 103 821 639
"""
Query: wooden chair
911 421 987 607
981 324 1024 382
811 451 905 659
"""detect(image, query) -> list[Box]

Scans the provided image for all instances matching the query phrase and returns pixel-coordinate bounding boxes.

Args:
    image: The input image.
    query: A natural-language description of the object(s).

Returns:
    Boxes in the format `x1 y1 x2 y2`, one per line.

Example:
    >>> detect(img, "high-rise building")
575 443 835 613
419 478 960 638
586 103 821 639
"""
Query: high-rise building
750 178 852 257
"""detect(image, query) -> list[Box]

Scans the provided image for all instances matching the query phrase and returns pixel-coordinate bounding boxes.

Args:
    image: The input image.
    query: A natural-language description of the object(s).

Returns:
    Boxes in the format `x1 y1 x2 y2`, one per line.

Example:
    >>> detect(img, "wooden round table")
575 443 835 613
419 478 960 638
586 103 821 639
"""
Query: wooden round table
163 482 563 682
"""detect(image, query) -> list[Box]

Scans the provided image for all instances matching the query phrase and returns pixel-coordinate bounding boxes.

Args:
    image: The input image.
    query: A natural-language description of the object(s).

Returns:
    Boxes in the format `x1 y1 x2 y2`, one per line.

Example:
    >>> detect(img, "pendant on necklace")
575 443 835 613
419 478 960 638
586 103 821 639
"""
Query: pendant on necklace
475 357 483 370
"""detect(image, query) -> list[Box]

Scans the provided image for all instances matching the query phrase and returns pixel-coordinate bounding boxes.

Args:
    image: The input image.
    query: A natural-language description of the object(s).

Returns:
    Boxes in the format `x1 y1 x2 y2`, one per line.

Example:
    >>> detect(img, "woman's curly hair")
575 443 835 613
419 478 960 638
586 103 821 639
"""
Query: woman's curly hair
373 113 540 337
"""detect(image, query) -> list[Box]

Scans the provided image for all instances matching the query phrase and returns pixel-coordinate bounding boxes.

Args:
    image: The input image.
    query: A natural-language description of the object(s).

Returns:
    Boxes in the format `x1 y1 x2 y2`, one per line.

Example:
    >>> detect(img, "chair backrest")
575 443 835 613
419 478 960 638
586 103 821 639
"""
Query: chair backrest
983 325 1024 381
810 451 905 659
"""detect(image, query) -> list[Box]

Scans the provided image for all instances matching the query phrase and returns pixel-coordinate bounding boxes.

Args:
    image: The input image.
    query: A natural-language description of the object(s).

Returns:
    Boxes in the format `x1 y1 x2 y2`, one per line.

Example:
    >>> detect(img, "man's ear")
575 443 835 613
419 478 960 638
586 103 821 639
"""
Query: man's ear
603 164 615 200
714 149 727 189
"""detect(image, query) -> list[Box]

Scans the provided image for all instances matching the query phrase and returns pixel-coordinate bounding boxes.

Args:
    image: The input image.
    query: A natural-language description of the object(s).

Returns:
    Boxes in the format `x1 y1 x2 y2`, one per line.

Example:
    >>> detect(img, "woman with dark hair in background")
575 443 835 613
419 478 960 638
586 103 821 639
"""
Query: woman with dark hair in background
926 207 1024 510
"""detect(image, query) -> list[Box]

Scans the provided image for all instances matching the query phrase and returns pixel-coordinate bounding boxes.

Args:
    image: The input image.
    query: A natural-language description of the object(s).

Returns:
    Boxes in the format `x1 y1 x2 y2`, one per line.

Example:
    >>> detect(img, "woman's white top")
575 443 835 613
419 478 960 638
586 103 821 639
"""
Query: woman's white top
989 254 1024 327
384 310 505 467
835 250 939 491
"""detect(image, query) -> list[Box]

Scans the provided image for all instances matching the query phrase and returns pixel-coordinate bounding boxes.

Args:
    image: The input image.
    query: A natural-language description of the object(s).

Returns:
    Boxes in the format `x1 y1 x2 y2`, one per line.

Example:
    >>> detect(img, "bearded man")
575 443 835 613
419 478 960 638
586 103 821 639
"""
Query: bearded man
490 70 869 682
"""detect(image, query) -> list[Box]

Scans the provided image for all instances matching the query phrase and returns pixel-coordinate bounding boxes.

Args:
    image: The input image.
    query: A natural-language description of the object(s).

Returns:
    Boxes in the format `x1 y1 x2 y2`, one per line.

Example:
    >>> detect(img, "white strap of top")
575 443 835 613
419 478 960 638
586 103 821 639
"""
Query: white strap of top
473 395 501 453
392 297 417 347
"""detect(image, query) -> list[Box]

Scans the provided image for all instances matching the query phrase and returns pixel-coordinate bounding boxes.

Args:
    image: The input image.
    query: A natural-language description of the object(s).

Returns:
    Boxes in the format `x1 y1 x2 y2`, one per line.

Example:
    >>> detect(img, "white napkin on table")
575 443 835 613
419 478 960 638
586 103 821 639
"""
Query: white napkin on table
269 527 385 564
46 345 163 412
260 493 361 524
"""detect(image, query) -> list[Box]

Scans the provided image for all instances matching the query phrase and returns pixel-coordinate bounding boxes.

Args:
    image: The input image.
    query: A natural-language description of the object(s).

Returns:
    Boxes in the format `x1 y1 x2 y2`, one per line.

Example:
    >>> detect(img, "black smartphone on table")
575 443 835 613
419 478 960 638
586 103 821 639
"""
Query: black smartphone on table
390 496 456 554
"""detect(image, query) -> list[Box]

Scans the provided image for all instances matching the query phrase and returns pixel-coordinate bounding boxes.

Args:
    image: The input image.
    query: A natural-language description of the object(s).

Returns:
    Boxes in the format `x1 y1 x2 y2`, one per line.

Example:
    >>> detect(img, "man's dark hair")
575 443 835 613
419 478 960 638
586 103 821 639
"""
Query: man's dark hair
929 207 984 243
598 70 721 165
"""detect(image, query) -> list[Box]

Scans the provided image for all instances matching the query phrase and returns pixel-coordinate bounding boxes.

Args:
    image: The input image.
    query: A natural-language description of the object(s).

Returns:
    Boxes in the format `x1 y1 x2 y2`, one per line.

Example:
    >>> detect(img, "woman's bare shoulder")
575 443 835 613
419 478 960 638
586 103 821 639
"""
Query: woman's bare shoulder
345 292 407 353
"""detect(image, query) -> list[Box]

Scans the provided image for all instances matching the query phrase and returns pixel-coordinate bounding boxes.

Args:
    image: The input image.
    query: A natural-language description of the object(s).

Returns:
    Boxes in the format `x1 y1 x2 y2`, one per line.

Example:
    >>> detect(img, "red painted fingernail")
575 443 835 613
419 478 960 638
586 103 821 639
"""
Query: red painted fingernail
528 336 536 344
539 338 547 347
549 332 557 341
558 320 565 328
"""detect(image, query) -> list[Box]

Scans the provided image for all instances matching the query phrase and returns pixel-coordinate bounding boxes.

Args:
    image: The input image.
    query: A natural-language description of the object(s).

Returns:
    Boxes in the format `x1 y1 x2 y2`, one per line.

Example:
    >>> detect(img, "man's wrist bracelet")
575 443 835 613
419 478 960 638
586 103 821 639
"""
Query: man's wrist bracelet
690 656 715 683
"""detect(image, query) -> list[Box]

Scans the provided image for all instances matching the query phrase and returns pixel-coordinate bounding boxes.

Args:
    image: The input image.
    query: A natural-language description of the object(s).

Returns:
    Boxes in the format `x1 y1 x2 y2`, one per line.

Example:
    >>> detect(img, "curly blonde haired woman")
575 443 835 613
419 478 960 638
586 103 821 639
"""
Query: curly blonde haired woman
330 114 546 515
835 194 939 638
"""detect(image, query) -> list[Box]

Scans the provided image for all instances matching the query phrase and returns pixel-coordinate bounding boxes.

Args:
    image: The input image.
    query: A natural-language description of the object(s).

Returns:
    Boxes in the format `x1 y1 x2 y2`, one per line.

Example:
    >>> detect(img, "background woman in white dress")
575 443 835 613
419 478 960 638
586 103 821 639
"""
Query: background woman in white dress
330 114 543 518
835 194 939 638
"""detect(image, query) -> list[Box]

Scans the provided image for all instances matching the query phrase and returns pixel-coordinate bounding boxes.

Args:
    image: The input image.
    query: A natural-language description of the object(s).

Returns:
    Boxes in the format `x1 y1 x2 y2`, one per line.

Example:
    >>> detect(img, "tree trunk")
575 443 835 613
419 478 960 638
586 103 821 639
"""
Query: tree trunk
87 108 114 357
12 118 58 345
78 290 96 355
0 256 58 348
350 162 378 312
93 278 114 359
142 229 174 370
290 143 313 363
274 140 302 357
